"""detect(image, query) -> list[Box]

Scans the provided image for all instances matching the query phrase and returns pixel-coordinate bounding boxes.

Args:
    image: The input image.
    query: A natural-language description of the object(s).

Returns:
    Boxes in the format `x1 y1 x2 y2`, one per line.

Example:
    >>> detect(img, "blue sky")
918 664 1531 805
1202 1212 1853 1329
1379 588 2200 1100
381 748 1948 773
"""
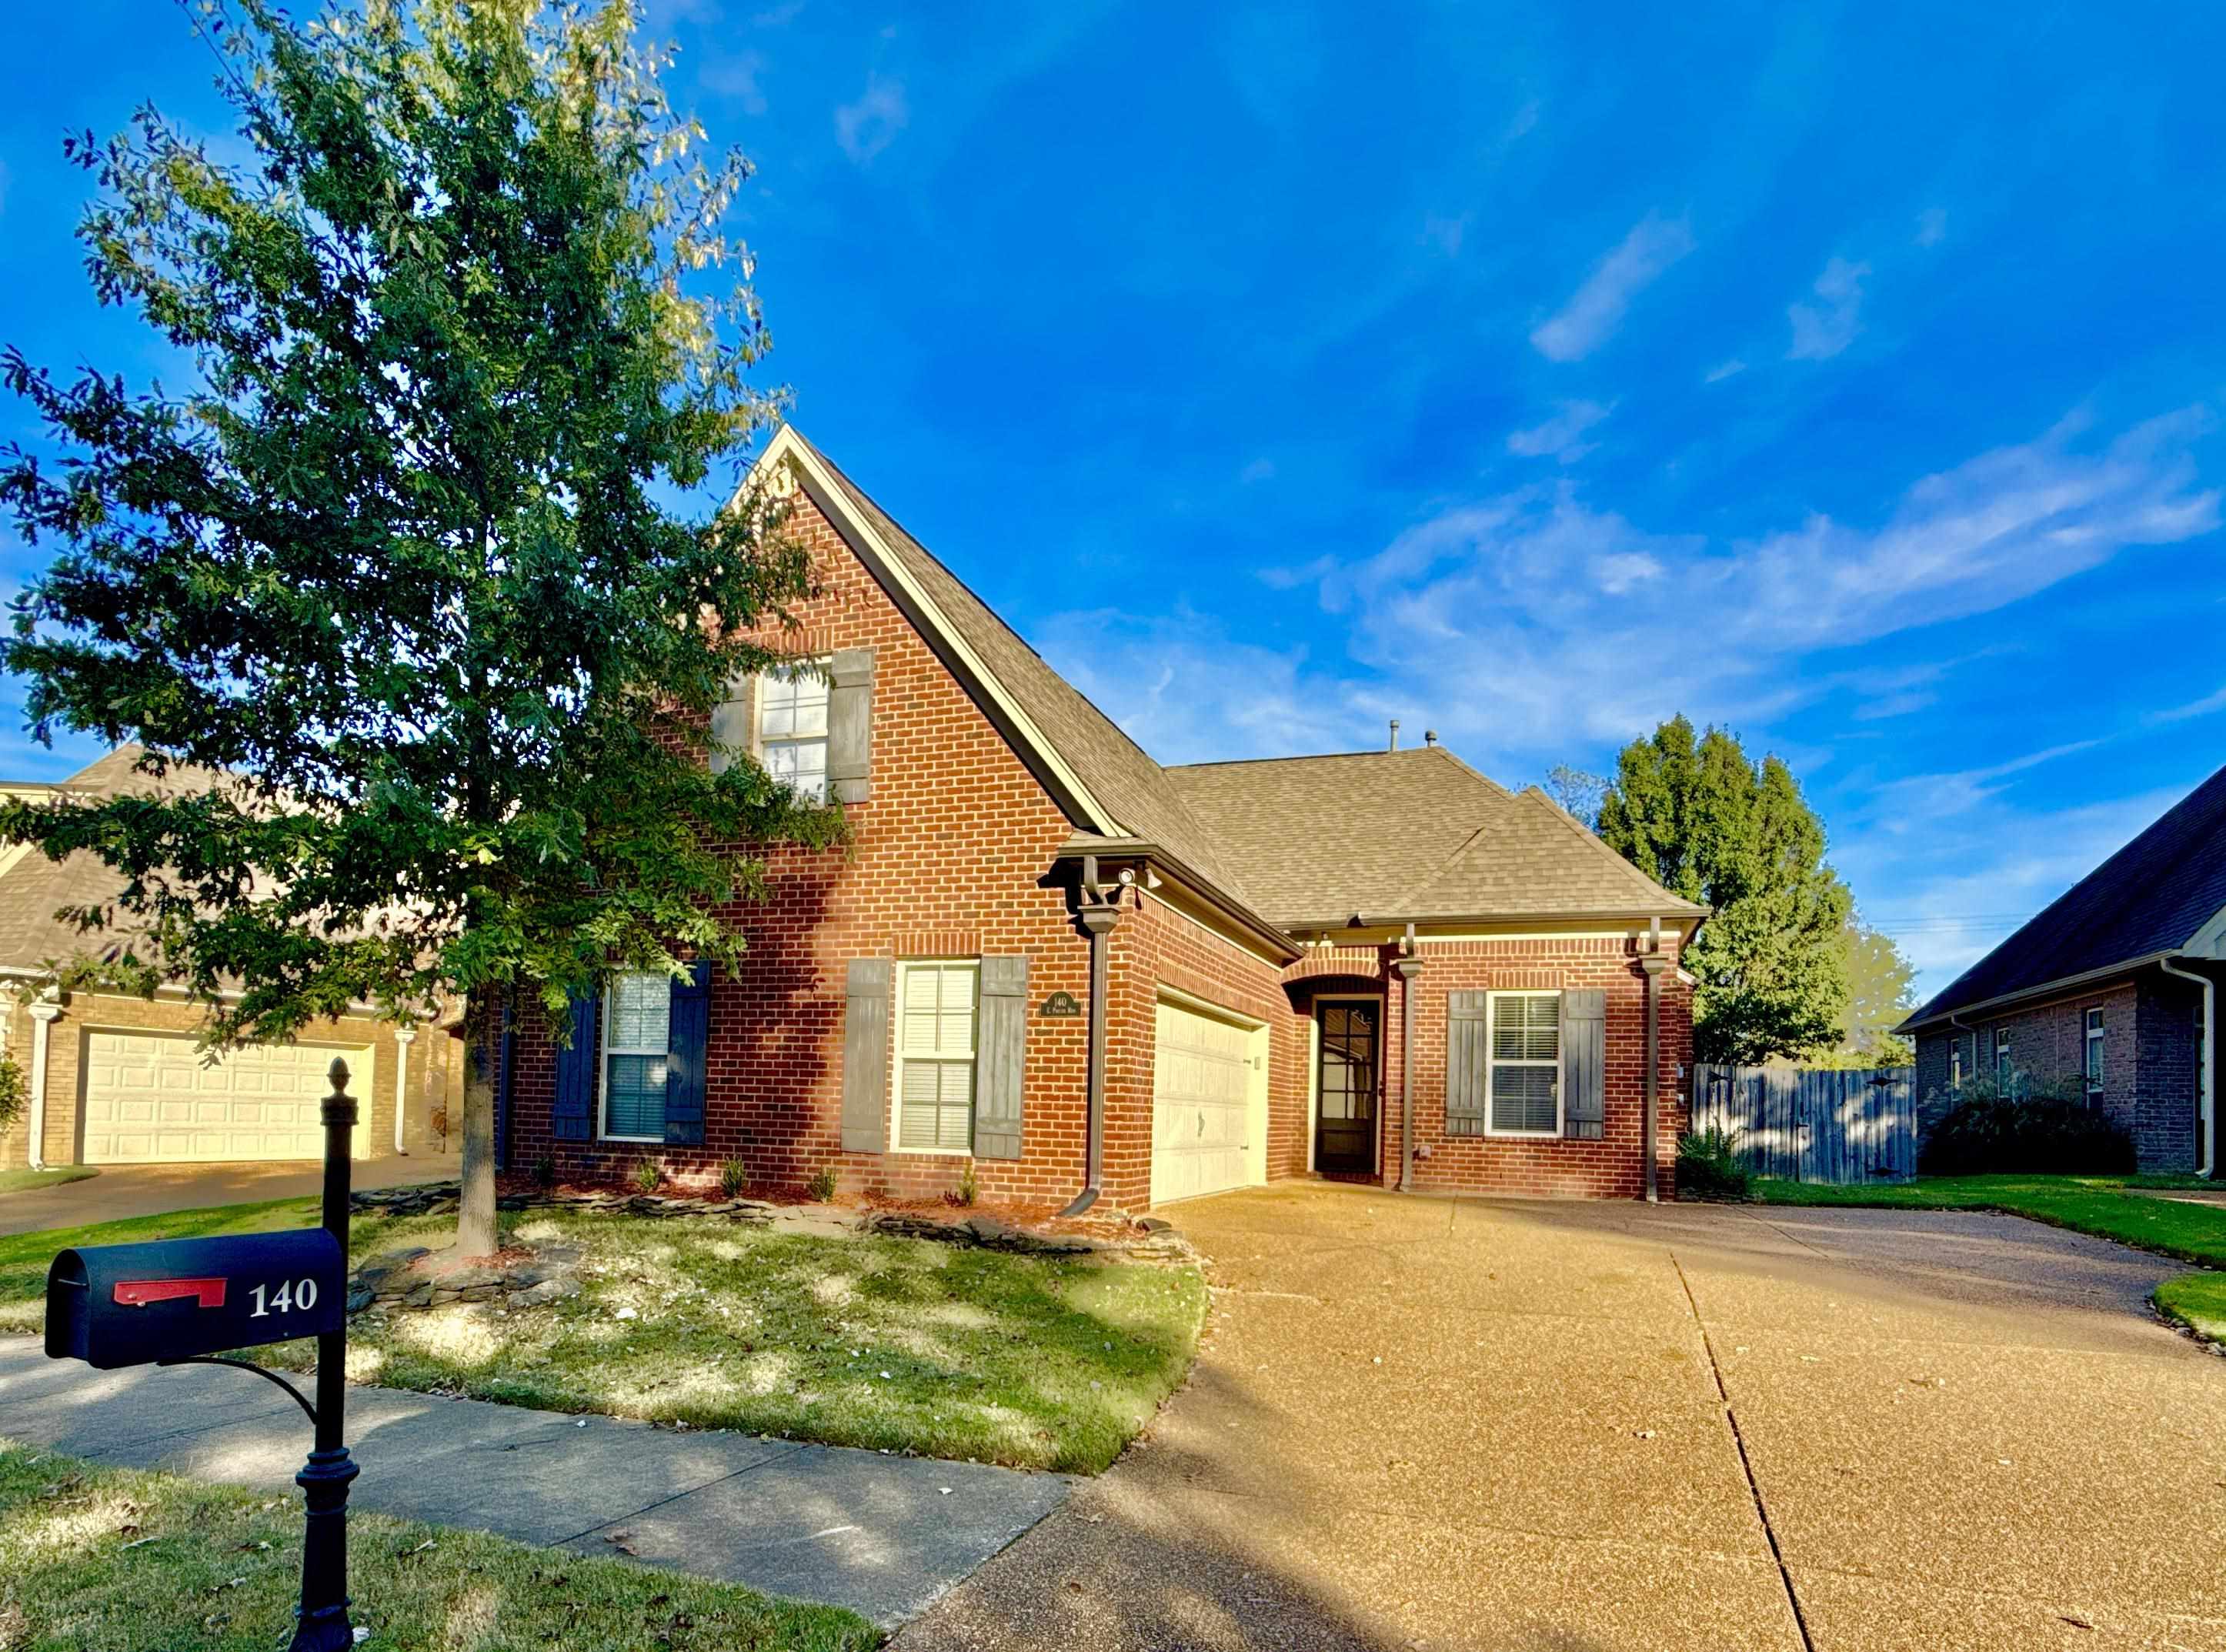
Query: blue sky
3 2 2223 996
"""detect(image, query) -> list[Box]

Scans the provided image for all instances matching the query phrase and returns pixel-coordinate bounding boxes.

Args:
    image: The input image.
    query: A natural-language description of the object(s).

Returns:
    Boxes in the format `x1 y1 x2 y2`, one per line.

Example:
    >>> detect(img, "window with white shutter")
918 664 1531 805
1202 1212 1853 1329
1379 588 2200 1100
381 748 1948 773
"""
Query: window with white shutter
896 961 979 1152
1487 992 1561 1136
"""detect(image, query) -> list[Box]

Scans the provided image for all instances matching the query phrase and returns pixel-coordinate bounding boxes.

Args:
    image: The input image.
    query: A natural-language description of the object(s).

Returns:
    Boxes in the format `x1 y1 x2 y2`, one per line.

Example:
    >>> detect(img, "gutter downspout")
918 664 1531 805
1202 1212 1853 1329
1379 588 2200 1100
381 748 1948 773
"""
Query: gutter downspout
1392 924 1421 1194
1639 919 1669 1204
25 995 60 1173
2160 955 2216 1178
392 1024 416 1156
1065 855 1122 1216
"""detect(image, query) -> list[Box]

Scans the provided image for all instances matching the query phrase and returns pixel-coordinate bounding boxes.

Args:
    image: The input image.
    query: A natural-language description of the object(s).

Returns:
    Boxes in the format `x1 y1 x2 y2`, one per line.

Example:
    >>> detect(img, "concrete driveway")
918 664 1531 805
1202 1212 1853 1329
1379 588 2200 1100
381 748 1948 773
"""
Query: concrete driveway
0 1155 456 1237
897 1183 2226 1652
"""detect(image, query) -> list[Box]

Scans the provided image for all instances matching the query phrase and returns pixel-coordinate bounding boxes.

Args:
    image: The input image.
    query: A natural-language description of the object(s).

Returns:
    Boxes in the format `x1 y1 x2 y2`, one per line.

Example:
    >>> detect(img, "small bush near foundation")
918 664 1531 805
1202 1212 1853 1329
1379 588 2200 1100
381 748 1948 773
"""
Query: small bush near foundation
1919 1093 2136 1176
807 1166 837 1203
956 1161 978 1207
533 1155 556 1190
0 1056 24 1144
1677 1127 1752 1201
720 1157 748 1198
632 1157 662 1193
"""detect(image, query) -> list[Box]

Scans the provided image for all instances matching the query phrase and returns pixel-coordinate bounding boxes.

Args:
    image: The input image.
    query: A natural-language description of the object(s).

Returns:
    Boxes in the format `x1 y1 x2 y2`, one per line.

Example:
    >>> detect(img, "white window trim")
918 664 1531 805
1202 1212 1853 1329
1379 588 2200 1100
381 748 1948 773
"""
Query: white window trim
1994 1026 2014 1090
599 972 669 1144
2084 1007 2105 1096
756 656 832 805
890 958 980 1159
1483 990 1563 1139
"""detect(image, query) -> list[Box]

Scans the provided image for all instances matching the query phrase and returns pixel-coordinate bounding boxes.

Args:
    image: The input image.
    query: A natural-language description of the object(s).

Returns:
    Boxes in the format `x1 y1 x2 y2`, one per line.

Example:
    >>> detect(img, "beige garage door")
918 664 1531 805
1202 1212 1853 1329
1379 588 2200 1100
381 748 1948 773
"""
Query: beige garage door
82 1031 371 1164
1151 996 1264 1207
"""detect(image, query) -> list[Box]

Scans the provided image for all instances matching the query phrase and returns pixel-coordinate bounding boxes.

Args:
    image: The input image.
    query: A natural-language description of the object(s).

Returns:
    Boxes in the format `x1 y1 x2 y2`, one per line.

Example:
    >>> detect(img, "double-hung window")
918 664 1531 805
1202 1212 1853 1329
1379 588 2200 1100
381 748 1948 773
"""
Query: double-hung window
601 971 670 1140
2084 1008 2105 1104
897 961 978 1151
1487 992 1560 1135
1994 1026 2014 1092
758 661 830 803
1949 1035 1965 1090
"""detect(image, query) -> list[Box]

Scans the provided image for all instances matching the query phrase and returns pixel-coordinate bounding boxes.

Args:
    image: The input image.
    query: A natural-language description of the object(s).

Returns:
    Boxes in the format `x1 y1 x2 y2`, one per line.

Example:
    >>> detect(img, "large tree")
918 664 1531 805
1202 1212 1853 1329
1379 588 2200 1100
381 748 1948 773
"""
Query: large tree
0 0 839 1255
1597 716 1851 1064
1810 917 1918 1068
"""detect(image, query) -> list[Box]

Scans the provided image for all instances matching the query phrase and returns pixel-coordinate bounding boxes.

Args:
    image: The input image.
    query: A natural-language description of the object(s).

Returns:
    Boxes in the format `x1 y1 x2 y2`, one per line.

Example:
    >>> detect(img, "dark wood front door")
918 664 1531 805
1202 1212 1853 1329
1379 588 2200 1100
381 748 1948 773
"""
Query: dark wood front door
1315 1000 1380 1174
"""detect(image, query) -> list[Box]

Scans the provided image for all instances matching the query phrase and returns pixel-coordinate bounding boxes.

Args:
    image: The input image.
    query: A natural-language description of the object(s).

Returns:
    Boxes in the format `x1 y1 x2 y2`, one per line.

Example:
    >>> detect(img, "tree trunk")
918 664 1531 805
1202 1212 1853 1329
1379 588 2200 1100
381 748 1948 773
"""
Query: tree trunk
456 990 500 1259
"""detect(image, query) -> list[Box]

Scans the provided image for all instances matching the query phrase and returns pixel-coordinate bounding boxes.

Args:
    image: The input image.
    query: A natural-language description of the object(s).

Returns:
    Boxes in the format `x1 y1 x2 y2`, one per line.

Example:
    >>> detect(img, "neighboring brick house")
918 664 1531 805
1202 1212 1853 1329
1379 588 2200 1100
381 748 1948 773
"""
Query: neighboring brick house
0 749 459 1174
1900 763 2226 1176
492 426 1706 1209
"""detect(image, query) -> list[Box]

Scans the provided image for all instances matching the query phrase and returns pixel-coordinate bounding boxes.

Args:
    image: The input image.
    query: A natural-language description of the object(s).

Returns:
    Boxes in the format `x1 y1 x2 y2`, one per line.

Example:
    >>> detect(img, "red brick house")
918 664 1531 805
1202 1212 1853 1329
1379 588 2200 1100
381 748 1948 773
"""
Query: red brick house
497 427 1704 1211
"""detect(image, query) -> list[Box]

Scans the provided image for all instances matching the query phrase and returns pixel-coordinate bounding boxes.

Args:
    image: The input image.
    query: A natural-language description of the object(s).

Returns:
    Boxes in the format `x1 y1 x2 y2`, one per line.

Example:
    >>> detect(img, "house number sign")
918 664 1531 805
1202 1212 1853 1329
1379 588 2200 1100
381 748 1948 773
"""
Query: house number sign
1038 990 1082 1018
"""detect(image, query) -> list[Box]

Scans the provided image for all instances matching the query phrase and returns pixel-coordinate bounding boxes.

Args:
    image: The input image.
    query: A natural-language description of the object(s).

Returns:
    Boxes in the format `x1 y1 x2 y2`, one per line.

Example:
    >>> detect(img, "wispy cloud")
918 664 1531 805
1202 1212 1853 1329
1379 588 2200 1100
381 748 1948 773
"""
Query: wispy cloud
1530 212 1695 362
1506 399 1612 464
1421 211 1470 258
1787 255 1871 360
1914 207 1947 248
835 74 908 163
1704 358 1746 383
1239 457 1276 484
2152 683 2226 723
702 50 769 116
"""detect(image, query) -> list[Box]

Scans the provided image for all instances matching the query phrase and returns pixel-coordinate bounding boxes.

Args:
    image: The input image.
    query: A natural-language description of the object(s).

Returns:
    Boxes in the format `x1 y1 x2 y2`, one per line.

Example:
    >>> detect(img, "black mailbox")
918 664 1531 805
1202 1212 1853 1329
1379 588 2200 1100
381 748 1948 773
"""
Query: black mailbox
46 1229 346 1370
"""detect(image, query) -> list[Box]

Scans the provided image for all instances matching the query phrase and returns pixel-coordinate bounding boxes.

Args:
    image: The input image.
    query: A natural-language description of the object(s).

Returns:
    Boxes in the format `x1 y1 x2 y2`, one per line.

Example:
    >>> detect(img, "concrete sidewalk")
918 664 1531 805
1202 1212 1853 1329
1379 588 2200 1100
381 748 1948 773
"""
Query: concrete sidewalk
0 1337 1068 1626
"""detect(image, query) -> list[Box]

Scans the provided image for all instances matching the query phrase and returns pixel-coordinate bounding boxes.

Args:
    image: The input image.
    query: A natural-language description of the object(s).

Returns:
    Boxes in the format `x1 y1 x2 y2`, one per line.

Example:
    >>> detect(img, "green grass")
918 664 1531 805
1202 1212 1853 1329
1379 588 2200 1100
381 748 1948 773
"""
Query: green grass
0 1166 97 1196
0 1200 1206 1475
1753 1173 2226 1347
0 1439 877 1652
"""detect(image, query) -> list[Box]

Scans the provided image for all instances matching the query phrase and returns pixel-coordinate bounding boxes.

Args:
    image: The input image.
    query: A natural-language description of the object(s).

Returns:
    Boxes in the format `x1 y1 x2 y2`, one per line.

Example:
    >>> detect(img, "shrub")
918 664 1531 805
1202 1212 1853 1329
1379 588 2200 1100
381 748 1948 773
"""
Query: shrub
1676 1126 1752 1201
956 1161 978 1207
632 1157 662 1193
1919 1093 2135 1176
533 1155 556 1190
806 1166 837 1203
0 1055 24 1143
719 1157 748 1199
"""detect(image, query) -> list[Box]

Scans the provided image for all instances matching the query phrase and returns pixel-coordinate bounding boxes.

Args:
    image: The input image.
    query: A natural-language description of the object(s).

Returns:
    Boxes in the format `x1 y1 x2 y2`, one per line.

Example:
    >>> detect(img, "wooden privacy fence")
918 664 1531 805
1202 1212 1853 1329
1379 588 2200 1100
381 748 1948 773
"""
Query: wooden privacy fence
1687 1064 1916 1184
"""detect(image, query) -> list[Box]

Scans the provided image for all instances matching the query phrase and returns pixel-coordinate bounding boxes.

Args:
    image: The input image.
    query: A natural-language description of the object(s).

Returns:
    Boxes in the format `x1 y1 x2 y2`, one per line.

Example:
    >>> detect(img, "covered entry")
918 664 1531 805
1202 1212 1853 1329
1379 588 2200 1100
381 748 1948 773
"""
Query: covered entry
1313 998 1380 1173
79 1030 371 1164
1150 992 1267 1206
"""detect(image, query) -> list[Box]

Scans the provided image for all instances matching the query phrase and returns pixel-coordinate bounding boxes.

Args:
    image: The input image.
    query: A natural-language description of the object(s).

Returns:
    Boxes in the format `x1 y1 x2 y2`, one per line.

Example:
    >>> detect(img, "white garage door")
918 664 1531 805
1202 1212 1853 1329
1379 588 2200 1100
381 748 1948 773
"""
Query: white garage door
82 1031 371 1164
1151 996 1264 1207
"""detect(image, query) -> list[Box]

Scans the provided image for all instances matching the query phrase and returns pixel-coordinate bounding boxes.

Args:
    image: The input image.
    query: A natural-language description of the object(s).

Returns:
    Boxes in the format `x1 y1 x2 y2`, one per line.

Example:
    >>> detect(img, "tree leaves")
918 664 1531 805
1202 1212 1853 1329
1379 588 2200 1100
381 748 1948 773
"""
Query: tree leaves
0 0 835 1046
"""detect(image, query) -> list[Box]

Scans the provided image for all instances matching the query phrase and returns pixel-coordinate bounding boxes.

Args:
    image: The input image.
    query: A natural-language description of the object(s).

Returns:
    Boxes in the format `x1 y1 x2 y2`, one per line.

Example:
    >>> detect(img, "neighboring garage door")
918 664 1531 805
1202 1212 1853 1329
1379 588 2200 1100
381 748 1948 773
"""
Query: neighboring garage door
1151 995 1266 1207
81 1031 371 1164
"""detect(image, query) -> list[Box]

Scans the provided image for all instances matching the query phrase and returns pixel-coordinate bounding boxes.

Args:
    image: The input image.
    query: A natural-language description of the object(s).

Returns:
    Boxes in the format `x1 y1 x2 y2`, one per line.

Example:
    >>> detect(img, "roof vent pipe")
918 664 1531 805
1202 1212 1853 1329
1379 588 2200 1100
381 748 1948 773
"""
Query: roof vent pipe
1387 719 1400 752
1423 730 1438 747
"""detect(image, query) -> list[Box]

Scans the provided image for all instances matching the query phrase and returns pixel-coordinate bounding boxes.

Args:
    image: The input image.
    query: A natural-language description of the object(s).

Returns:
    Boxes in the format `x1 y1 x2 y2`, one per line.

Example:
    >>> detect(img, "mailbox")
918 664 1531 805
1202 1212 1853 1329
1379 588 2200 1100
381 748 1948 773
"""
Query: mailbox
46 1229 346 1370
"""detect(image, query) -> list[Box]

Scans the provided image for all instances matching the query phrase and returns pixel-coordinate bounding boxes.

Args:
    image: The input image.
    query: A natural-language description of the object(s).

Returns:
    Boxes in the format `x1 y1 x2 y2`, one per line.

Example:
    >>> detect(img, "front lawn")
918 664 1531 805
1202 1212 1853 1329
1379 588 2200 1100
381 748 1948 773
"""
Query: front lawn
1753 1173 2226 1347
0 1200 1206 1475
0 1439 877 1652
0 1166 97 1196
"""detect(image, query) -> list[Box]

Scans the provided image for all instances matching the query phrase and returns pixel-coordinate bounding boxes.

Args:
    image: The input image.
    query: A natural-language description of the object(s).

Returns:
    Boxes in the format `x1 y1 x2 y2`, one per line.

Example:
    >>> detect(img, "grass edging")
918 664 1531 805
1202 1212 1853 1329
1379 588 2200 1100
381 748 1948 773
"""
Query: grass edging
0 1437 879 1651
1750 1173 2226 1347
0 1166 98 1197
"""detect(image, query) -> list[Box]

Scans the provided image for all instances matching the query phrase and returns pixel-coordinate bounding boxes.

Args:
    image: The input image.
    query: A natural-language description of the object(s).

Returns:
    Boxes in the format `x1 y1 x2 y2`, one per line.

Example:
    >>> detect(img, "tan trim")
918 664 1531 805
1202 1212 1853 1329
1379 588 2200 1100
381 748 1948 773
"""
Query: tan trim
1899 950 2179 1033
750 427 1123 837
1295 920 1697 946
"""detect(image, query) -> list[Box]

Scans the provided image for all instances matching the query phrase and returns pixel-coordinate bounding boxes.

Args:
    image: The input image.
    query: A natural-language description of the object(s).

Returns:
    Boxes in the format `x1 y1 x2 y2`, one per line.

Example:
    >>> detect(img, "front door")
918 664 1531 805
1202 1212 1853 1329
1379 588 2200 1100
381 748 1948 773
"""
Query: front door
1314 1000 1380 1174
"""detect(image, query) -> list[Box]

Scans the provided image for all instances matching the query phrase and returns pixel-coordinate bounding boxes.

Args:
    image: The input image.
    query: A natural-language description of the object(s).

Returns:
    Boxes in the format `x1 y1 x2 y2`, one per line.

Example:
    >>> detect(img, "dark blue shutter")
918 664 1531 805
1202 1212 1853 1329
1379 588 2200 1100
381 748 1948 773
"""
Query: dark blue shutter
550 989 599 1141
664 961 712 1147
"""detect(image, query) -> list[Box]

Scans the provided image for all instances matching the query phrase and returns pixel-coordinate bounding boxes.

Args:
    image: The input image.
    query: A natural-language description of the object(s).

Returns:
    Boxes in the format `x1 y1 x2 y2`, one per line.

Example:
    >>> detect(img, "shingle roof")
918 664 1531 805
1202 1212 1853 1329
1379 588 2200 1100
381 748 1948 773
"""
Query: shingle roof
1163 749 1702 929
789 431 1260 909
1904 762 2226 1029
0 746 223 973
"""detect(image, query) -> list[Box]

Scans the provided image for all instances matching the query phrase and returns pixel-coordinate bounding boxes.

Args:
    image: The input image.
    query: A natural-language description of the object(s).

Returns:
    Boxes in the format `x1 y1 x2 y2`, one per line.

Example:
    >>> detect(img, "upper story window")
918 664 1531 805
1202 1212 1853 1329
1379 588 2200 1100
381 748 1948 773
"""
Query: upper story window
759 660 830 803
1487 991 1560 1136
896 960 979 1152
2084 1007 2105 1102
601 971 670 1141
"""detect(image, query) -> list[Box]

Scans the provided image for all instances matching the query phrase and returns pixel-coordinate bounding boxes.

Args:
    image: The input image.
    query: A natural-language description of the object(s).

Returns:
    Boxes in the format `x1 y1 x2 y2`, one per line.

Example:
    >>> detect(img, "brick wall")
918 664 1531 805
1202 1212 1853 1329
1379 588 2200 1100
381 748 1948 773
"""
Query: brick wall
0 990 445 1170
503 483 1098 1206
2135 975 2202 1172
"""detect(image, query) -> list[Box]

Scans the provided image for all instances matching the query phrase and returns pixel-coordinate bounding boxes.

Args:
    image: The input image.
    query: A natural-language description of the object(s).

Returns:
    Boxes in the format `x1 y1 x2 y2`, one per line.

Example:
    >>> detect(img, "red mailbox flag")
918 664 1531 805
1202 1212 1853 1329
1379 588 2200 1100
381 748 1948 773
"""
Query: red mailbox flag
113 1277 228 1310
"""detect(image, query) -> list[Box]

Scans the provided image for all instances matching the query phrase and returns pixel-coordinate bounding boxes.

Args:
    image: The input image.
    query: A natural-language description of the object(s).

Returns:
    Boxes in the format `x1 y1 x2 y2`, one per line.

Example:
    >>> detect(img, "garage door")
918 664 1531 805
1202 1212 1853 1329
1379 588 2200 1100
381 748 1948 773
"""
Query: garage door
1151 996 1264 1207
82 1031 371 1164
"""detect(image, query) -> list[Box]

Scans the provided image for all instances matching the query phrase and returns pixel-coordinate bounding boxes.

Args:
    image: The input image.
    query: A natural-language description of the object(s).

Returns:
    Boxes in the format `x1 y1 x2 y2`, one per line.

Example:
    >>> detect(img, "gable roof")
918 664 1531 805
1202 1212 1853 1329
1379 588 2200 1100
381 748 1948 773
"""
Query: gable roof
1164 748 1703 929
775 428 1262 909
0 746 226 973
1904 762 2226 1030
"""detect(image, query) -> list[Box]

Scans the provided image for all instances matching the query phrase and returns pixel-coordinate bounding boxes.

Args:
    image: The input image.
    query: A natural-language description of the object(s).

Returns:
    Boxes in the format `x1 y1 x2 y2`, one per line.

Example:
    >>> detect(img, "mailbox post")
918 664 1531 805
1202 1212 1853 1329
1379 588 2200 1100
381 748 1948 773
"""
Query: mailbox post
44 1055 362 1651
293 1056 360 1652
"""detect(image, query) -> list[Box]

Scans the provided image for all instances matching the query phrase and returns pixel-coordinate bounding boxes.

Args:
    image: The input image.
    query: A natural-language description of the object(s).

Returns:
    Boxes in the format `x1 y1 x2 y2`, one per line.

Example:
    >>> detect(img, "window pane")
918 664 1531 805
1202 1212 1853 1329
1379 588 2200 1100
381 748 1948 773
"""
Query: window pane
902 965 975 1056
1493 995 1559 1061
1490 1063 1557 1133
764 738 829 802
606 1053 668 1138
608 972 669 1053
899 1059 973 1150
